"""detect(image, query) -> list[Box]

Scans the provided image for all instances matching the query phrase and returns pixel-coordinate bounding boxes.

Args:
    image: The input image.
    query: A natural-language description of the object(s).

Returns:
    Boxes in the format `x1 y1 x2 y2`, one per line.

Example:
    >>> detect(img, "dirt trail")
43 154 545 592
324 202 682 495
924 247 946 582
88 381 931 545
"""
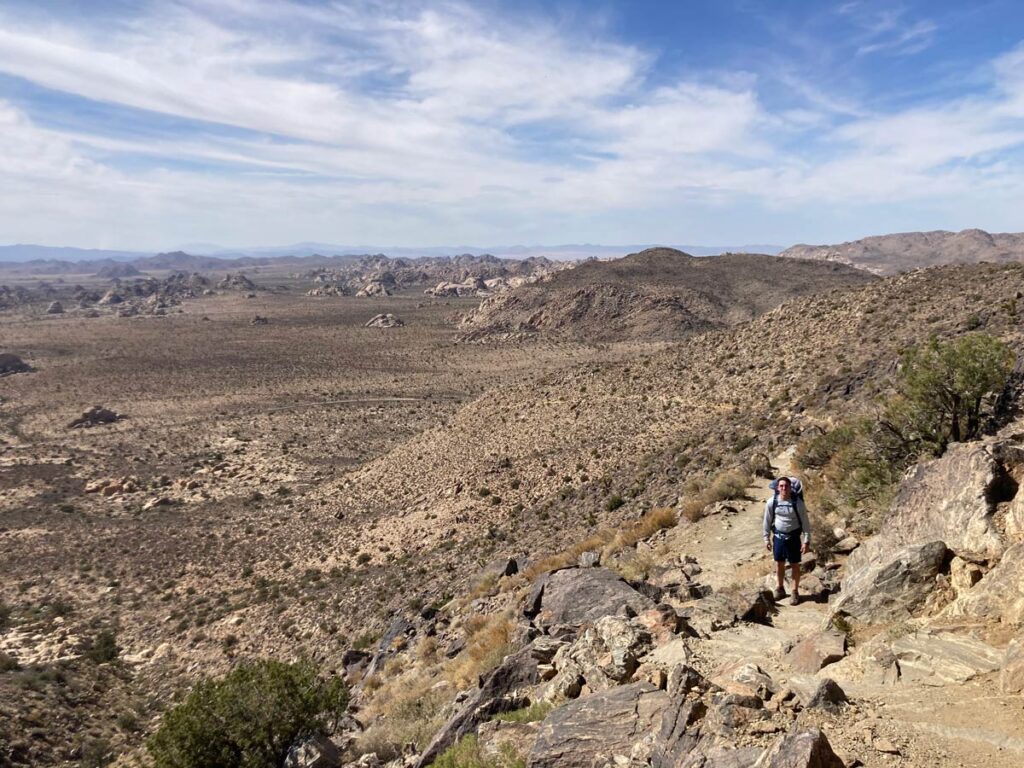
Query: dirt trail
660 449 1024 768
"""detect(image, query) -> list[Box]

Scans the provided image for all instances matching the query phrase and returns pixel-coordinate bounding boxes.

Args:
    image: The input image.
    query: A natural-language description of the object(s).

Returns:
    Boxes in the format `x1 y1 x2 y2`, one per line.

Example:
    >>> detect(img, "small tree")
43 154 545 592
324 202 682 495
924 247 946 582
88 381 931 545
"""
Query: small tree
147 660 349 768
894 333 1015 450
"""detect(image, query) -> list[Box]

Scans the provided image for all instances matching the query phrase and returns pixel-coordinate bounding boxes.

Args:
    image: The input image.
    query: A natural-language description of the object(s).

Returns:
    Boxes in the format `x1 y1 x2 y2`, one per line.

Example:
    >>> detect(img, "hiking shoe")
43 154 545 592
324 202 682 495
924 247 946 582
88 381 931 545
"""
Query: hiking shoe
773 586 786 601
788 592 800 606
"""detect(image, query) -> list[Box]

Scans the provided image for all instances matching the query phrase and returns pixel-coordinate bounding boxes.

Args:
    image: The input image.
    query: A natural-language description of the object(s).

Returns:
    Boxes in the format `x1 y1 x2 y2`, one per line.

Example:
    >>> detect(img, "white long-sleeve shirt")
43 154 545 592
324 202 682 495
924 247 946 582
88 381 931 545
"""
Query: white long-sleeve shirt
763 496 811 545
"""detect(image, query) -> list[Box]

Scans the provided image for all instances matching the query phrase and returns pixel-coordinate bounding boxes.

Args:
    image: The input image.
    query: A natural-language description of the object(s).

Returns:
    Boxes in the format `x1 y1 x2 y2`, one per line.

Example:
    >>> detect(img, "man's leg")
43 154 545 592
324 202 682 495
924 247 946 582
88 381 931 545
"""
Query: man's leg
775 559 786 598
791 562 801 594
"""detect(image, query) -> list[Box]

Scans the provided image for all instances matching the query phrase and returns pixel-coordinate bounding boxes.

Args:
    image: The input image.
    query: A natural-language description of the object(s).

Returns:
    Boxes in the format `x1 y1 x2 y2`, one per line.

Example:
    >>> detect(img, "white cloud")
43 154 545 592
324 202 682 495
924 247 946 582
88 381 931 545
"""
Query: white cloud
0 1 1021 247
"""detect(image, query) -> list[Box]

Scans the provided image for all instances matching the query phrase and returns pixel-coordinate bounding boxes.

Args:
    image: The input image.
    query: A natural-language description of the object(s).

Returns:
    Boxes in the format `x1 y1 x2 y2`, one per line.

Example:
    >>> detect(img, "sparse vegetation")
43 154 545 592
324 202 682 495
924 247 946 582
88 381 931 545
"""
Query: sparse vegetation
490 701 552 724
797 333 1016 532
433 735 525 768
83 630 120 664
679 469 750 522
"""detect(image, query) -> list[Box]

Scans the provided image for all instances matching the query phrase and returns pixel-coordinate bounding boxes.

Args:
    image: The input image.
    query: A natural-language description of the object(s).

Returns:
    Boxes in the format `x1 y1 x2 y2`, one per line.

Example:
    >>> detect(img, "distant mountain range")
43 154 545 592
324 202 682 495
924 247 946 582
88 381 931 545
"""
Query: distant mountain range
0 241 785 265
780 229 1024 275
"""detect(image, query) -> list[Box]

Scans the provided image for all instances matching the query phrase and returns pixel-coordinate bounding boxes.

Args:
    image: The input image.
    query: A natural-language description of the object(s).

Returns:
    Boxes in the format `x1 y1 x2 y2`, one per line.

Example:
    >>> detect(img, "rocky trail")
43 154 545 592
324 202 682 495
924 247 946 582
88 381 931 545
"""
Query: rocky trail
335 437 1024 768
650 451 1024 768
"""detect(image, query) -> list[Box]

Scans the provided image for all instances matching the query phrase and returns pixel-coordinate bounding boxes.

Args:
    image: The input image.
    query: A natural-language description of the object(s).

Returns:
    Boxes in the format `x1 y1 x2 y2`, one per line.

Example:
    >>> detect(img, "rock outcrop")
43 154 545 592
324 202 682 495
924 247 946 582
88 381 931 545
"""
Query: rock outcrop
529 682 669 768
68 406 123 429
527 567 658 628
365 313 404 328
758 727 846 768
414 645 539 768
0 353 31 376
832 540 948 622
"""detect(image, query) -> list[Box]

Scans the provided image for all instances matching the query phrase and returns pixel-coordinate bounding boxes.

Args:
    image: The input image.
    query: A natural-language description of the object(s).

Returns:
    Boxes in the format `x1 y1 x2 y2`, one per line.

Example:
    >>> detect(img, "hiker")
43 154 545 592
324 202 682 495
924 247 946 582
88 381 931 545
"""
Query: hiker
763 476 811 605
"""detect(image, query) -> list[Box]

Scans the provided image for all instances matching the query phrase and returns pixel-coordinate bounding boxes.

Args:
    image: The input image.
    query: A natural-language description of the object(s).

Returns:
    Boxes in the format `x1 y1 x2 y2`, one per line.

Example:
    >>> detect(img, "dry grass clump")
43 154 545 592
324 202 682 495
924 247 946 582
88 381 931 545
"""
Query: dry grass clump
522 506 678 582
445 611 517 689
679 469 750 522
354 668 451 761
608 548 657 581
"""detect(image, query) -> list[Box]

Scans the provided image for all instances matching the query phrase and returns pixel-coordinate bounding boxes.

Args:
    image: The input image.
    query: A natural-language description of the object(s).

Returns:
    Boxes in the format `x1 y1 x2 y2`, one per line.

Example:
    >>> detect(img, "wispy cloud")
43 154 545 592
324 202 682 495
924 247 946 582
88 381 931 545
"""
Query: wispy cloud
0 1 1020 247
837 2 938 57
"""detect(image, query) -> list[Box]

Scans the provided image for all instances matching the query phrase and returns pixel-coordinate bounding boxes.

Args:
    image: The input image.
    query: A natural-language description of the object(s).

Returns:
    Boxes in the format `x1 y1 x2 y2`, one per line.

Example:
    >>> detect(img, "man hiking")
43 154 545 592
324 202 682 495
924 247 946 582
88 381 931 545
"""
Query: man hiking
764 476 811 605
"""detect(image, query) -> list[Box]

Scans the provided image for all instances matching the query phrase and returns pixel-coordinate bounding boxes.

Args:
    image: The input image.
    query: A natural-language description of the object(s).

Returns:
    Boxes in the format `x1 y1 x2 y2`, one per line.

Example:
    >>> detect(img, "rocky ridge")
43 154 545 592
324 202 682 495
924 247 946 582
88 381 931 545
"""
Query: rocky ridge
458 249 875 342
780 229 1024 276
301 254 571 301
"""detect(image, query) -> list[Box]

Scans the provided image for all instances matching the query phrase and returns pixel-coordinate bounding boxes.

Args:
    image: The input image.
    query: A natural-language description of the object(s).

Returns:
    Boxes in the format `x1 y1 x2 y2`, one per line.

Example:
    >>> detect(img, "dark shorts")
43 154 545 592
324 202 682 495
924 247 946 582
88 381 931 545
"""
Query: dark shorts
772 531 802 564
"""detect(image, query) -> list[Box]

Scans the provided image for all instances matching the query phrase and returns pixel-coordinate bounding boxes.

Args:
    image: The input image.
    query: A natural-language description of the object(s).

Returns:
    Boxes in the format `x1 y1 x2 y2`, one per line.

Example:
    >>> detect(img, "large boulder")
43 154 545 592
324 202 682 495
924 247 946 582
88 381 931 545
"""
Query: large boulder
832 541 948 622
46 301 64 314
529 682 670 768
649 697 708 768
531 567 657 628
885 628 1002 684
757 727 845 768
678 588 773 637
783 631 847 674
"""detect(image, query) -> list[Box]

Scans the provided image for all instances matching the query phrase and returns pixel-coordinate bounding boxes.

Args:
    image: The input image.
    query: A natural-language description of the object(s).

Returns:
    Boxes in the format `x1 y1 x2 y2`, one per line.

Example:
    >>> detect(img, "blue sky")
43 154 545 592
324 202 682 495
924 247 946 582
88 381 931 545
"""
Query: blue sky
0 0 1022 250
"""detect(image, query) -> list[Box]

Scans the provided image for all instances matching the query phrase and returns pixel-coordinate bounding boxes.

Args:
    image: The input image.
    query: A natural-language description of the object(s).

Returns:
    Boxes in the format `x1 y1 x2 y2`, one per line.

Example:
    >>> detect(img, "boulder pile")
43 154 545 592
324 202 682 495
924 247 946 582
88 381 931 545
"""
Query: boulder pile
365 314 404 328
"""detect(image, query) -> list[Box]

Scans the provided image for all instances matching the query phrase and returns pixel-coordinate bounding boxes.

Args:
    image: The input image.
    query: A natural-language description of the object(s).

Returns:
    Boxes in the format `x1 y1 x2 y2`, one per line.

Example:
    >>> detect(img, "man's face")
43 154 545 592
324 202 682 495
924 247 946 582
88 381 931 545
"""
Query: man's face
777 480 791 498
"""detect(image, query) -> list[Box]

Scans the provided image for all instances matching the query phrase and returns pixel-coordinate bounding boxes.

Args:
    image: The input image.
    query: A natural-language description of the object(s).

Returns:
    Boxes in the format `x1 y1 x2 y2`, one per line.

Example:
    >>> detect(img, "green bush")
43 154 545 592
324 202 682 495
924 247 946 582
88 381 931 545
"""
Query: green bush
147 659 348 768
895 333 1014 450
794 425 857 470
604 494 625 512
490 701 552 724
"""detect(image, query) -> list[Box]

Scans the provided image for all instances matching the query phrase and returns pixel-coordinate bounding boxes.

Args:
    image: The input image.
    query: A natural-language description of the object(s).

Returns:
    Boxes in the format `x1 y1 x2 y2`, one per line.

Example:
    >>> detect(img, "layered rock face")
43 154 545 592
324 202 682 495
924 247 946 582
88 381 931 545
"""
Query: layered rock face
835 423 1024 625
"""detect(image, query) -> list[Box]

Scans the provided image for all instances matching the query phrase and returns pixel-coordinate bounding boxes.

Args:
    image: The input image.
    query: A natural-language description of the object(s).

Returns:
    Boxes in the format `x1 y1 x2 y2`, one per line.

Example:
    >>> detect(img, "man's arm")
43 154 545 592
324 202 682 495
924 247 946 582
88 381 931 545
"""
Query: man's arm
797 498 812 545
763 501 772 545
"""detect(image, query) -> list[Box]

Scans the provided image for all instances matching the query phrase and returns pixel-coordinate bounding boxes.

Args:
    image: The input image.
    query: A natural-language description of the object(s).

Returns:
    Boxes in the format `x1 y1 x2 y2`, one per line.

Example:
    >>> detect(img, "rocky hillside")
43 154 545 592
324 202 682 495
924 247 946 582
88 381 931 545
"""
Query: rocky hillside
458 248 874 341
314 263 1024 620
780 228 1024 275
313 418 1024 768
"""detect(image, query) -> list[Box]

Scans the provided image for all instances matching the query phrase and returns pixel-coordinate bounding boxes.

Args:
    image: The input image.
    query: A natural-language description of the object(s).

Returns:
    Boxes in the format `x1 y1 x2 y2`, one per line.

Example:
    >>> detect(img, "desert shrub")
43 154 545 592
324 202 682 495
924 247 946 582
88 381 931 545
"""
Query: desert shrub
80 737 113 768
0 601 10 630
522 507 677 583
609 548 657 581
604 494 625 512
83 630 120 664
0 651 20 672
680 469 750 522
434 735 524 768
794 425 857 471
147 659 348 768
